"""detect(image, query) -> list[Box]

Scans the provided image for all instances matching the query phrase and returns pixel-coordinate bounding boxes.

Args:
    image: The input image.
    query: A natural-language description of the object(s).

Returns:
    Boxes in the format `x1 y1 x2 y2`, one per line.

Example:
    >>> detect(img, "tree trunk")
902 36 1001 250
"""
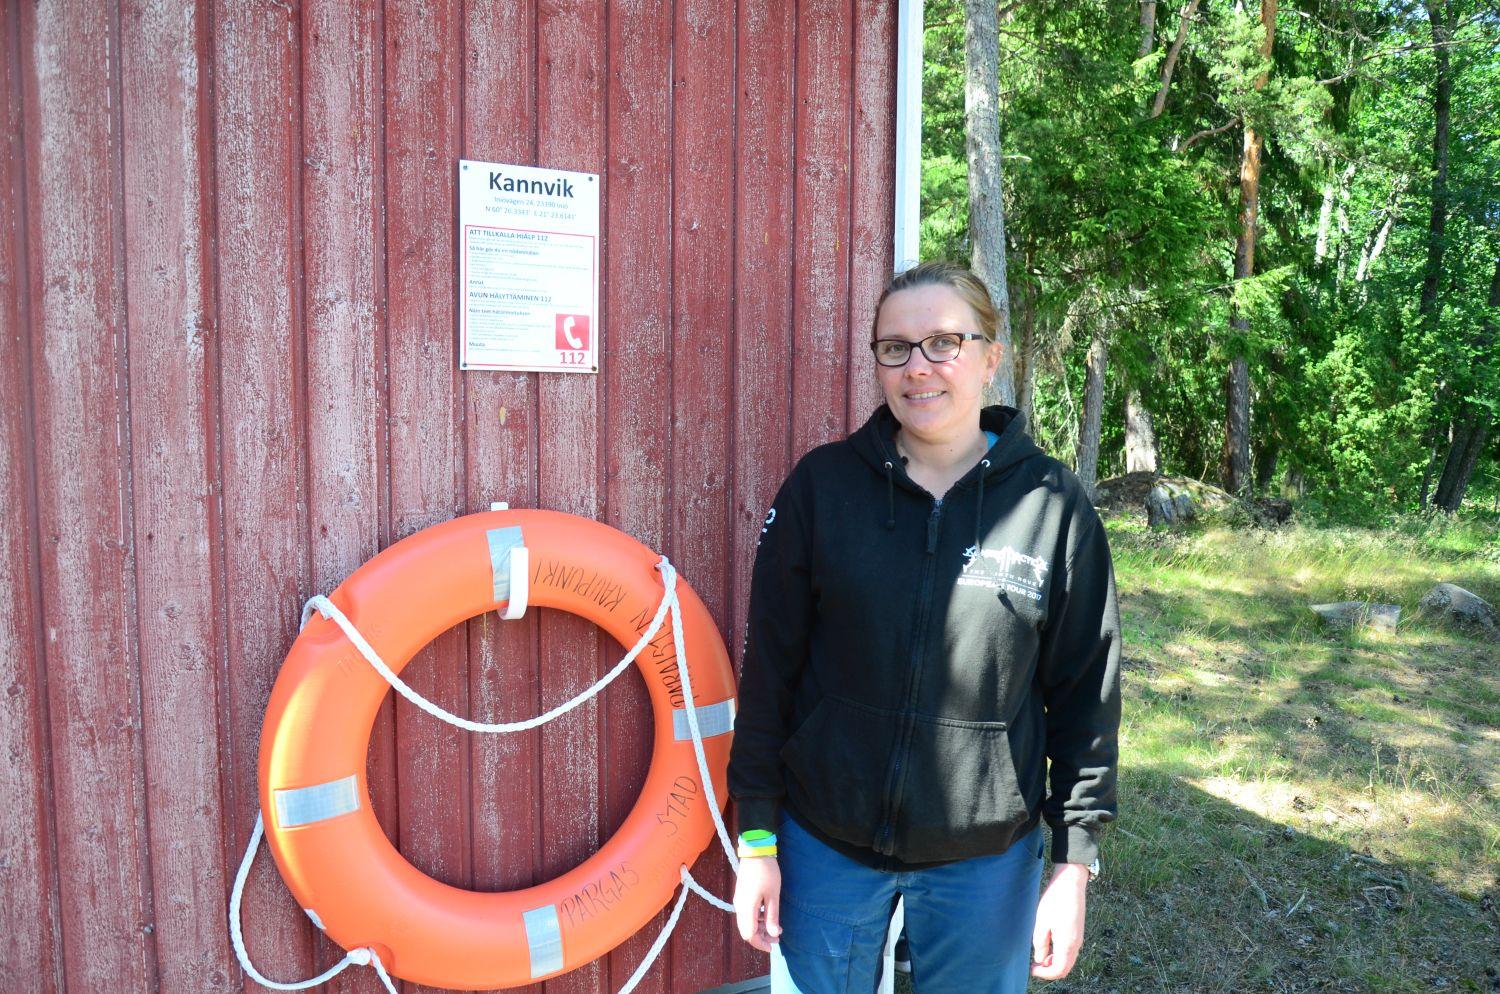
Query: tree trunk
1224 356 1253 494
1356 212 1396 282
1434 252 1500 510
1315 172 1336 265
1014 265 1038 424
967 0 1015 406
1418 0 1453 334
1418 0 1455 510
1435 421 1491 511
1125 386 1160 472
1224 0 1275 497
1255 443 1278 491
1119 6 1165 479
1151 0 1201 119
1419 431 1443 511
1138 1 1158 59
1334 164 1355 282
1316 162 1357 266
1284 466 1306 500
1356 175 1408 283
1076 326 1109 499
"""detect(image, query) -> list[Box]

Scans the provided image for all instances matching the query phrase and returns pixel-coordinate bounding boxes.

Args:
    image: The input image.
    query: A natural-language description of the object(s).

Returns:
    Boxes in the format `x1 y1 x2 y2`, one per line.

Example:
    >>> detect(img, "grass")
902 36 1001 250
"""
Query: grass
902 511 1500 994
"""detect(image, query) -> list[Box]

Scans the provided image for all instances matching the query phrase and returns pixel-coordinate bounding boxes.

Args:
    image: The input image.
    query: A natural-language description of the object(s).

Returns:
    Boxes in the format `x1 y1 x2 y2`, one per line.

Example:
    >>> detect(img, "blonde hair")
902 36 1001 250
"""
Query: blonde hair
871 261 1000 344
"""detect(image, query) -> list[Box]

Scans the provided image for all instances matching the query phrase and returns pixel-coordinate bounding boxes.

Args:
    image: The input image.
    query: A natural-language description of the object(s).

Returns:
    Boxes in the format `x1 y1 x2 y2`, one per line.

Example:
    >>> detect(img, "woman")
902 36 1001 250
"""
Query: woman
728 262 1121 994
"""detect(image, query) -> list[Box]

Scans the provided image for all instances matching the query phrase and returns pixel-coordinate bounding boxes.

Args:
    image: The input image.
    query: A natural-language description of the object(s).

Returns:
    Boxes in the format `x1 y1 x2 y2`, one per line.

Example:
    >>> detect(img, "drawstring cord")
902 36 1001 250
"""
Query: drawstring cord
974 459 990 548
887 454 990 537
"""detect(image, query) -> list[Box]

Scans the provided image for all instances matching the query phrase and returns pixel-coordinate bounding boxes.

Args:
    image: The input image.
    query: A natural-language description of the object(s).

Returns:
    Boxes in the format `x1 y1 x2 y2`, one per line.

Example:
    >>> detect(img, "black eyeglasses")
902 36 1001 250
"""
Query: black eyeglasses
869 332 987 367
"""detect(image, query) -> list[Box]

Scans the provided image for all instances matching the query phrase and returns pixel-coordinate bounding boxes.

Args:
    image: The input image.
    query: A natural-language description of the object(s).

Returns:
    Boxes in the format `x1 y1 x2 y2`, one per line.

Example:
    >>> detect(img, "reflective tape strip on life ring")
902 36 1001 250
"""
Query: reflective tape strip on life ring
257 509 736 991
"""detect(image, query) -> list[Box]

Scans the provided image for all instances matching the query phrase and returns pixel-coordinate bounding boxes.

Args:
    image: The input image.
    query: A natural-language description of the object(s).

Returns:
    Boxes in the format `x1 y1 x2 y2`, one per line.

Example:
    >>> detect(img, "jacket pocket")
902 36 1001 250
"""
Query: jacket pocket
893 714 1035 862
780 695 898 850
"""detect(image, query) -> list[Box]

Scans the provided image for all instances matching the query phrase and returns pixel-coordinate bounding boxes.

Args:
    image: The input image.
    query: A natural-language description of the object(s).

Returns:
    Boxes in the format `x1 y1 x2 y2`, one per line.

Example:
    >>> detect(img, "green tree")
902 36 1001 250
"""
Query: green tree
918 0 1499 518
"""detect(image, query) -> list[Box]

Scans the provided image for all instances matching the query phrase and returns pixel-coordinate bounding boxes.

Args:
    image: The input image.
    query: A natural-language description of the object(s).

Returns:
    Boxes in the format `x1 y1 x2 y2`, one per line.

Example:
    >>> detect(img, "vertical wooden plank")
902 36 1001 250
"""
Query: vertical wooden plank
300 2 394 990
383 2 469 991
729 0 798 979
461 11 545 991
22 0 157 986
211 0 316 981
848 0 896 425
301 2 386 679
17 1 156 990
0 1 62 988
536 2 606 992
601 0 672 990
791 0 854 454
669 0 739 986
117 1 237 989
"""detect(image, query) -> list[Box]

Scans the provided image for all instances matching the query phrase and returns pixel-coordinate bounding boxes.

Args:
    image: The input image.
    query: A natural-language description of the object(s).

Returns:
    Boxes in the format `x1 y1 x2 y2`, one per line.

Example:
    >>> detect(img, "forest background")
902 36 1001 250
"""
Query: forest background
919 0 1498 521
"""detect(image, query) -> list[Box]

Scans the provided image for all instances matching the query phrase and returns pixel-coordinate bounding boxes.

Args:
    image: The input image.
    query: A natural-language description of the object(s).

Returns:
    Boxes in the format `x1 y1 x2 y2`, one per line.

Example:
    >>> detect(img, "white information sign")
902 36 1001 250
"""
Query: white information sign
458 159 600 373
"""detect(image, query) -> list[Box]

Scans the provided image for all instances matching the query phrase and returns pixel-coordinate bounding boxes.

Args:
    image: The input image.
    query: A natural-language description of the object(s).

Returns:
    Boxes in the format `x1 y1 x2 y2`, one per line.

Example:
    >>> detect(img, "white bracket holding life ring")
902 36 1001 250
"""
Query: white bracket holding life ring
486 516 530 620
501 546 529 620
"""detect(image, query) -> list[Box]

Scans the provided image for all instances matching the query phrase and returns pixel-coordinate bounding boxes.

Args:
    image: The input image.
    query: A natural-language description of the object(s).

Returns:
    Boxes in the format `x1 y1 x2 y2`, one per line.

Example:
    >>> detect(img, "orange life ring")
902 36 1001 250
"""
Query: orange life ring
258 509 736 990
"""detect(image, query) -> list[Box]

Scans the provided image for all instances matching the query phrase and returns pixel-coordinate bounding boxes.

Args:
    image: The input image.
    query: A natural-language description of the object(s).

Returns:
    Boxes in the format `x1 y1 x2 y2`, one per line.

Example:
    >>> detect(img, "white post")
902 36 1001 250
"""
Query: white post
878 896 905 994
894 0 924 273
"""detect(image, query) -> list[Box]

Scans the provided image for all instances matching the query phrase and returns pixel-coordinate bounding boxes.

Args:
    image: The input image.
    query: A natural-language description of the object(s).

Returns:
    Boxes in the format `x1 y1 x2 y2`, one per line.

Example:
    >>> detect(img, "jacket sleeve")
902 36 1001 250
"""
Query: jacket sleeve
727 465 815 836
1036 511 1122 865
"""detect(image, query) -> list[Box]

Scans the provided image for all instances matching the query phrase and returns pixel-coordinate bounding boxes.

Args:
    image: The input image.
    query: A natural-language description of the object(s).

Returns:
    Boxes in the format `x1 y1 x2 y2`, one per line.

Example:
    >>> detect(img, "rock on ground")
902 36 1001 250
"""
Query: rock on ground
1417 583 1498 638
1095 471 1233 514
1096 472 1289 527
1146 483 1196 528
1311 601 1402 632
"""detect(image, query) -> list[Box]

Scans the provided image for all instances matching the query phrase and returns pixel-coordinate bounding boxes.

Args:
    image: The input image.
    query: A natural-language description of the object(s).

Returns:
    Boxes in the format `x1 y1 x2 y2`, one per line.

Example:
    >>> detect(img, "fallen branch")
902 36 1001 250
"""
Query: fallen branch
1285 890 1307 918
1237 861 1272 909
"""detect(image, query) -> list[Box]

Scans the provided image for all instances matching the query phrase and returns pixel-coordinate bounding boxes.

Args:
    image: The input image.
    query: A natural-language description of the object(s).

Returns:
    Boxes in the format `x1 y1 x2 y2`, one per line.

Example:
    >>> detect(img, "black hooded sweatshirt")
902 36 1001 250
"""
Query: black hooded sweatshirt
728 403 1121 870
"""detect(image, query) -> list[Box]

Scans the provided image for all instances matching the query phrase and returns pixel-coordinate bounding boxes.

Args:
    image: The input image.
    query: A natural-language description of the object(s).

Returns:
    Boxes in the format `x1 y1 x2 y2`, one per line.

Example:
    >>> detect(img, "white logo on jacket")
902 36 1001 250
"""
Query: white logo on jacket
755 507 776 547
959 544 1049 600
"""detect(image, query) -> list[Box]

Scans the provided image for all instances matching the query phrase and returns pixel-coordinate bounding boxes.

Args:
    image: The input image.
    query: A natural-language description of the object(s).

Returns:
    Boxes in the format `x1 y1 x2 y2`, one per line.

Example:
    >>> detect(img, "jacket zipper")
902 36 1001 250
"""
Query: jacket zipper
875 496 944 854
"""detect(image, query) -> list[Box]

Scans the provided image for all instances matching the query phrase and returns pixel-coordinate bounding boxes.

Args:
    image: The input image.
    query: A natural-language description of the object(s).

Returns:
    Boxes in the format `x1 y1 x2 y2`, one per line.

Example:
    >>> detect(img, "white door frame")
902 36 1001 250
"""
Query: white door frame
894 0 924 273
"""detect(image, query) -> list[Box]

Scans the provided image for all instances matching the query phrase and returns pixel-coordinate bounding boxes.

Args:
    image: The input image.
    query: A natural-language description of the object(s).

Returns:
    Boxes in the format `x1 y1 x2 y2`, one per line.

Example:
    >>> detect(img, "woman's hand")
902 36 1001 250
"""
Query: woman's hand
733 856 783 952
1030 863 1088 980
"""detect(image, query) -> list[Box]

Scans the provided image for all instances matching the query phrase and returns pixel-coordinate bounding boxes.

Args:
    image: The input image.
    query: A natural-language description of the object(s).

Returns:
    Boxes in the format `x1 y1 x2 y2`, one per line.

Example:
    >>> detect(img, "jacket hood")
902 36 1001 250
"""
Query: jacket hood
850 402 1045 495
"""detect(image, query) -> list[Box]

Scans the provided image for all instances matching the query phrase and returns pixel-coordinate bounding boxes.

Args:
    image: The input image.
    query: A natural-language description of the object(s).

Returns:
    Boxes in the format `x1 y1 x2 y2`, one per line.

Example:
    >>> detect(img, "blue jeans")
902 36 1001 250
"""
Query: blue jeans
769 813 1044 994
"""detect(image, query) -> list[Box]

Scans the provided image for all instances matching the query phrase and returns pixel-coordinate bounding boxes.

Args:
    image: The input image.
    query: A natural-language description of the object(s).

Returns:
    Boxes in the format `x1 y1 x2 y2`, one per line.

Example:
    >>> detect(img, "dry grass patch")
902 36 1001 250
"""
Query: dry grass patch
1055 515 1497 994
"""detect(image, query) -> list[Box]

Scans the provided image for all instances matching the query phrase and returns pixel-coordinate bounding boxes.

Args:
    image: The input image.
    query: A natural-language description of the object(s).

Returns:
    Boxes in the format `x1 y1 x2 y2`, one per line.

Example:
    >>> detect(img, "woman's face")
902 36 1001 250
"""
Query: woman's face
874 284 1002 446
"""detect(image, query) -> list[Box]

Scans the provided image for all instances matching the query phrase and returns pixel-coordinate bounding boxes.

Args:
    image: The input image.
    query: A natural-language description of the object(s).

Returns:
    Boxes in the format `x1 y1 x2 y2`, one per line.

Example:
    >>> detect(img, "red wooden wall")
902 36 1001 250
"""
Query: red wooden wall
0 1 894 991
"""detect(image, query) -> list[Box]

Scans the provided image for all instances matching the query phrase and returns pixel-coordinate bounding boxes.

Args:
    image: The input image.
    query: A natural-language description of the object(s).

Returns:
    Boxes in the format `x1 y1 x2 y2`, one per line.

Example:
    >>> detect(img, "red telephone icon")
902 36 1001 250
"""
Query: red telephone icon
555 314 589 350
